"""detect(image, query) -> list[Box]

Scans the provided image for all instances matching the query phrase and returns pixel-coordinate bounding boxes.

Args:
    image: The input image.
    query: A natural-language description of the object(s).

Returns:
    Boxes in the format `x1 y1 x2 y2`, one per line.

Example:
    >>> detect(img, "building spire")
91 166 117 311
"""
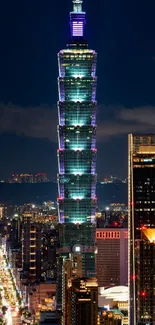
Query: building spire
70 0 85 38
73 0 83 13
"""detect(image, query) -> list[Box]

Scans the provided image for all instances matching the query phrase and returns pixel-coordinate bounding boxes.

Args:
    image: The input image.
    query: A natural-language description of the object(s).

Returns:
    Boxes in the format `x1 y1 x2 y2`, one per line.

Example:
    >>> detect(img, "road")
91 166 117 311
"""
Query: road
0 249 22 325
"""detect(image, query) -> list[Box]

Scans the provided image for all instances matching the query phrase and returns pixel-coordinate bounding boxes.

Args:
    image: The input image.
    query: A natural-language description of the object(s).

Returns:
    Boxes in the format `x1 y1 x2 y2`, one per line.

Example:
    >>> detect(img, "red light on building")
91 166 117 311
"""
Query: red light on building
58 197 63 201
141 291 147 297
130 201 134 206
93 148 97 152
131 275 136 280
114 222 118 226
140 225 147 230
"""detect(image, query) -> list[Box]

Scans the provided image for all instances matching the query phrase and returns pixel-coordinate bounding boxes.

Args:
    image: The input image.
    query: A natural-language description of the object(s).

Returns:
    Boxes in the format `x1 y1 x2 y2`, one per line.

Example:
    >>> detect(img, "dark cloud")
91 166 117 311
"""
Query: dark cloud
0 104 154 143
0 103 57 141
97 106 155 141
120 107 155 126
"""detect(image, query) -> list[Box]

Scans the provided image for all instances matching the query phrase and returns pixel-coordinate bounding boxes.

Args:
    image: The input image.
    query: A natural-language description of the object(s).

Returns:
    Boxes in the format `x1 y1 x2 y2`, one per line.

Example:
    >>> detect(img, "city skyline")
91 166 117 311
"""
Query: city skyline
0 0 155 179
0 0 155 324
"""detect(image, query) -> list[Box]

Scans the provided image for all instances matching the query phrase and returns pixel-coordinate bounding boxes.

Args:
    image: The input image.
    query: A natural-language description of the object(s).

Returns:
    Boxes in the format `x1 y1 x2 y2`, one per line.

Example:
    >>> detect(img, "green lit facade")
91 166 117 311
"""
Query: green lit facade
57 0 97 224
56 0 97 311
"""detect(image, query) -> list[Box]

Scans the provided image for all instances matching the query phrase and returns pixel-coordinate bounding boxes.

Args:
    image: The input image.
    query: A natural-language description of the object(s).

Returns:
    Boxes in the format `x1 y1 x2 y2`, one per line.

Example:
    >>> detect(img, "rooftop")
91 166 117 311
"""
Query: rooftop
99 286 128 302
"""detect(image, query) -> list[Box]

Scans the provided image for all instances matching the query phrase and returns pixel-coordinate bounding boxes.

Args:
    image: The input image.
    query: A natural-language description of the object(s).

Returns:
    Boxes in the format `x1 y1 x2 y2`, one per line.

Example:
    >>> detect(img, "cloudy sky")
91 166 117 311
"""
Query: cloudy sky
0 0 155 180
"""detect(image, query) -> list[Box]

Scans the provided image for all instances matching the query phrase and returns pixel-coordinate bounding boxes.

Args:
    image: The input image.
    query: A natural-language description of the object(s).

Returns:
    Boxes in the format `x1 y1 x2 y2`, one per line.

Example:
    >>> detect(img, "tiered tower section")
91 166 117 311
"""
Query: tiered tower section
57 0 97 224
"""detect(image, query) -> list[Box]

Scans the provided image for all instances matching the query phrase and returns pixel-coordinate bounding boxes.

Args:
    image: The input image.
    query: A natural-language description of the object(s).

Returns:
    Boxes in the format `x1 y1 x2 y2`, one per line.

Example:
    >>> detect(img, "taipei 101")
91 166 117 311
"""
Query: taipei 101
0 0 154 324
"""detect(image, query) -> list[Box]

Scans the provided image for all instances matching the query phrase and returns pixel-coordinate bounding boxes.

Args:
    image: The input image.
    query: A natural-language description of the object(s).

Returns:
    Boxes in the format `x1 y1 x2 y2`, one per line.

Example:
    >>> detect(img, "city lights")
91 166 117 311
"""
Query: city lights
0 249 23 325
72 196 84 200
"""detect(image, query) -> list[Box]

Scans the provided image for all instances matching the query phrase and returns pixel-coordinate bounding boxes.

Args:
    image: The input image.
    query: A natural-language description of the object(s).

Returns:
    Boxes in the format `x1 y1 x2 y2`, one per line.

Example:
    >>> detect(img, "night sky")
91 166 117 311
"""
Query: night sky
0 0 155 180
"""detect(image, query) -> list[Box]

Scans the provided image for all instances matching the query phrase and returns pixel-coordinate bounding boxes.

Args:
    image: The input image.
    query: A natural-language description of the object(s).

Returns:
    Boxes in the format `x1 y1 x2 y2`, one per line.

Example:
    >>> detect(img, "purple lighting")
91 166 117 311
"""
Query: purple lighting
70 7 86 38
72 21 83 37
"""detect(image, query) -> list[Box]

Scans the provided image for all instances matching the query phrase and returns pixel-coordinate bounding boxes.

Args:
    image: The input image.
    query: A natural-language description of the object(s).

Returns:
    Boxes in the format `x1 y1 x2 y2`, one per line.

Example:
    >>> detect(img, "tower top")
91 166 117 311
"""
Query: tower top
70 0 86 39
73 0 83 12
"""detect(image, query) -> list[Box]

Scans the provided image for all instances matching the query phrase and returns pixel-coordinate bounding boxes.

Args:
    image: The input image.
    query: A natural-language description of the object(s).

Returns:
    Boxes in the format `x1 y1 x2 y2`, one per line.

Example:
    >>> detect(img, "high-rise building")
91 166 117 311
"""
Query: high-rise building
57 0 97 224
56 223 96 311
7 215 21 250
62 254 83 324
57 0 97 309
58 223 96 276
96 228 128 287
128 134 155 325
21 212 43 282
42 225 59 281
65 277 98 325
137 228 155 325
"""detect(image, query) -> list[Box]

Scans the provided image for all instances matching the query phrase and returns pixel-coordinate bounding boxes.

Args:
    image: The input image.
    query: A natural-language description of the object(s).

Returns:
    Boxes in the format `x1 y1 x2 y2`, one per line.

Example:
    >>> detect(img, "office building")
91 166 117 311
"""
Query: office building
57 252 97 323
65 277 98 325
56 223 96 311
137 228 155 325
58 222 96 276
96 228 128 287
56 0 97 309
7 215 22 250
63 253 83 282
128 134 155 325
20 213 59 317
21 212 43 282
57 0 97 224
62 254 83 324
42 225 59 281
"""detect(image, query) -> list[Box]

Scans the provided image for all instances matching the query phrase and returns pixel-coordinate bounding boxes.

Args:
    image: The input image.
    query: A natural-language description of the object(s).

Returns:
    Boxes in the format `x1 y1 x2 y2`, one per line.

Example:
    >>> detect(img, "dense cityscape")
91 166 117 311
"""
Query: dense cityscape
0 0 154 325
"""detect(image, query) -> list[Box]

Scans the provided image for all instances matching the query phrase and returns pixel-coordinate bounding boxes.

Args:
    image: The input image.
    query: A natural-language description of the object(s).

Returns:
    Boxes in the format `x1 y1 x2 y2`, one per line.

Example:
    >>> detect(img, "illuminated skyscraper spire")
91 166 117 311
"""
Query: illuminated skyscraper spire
70 0 86 38
56 0 97 310
73 0 83 12
57 0 97 225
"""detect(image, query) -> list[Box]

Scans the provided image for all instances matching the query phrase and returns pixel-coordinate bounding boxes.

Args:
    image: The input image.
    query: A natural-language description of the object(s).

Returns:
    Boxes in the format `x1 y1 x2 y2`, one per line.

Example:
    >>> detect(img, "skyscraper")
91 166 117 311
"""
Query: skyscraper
57 0 97 311
65 277 98 325
22 212 43 283
137 228 155 325
128 134 155 325
57 0 97 224
96 228 128 287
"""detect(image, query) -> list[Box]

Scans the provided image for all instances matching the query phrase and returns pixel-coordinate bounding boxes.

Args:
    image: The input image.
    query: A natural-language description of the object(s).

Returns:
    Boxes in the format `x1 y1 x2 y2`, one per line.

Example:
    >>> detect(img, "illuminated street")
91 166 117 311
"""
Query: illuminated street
0 249 21 325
